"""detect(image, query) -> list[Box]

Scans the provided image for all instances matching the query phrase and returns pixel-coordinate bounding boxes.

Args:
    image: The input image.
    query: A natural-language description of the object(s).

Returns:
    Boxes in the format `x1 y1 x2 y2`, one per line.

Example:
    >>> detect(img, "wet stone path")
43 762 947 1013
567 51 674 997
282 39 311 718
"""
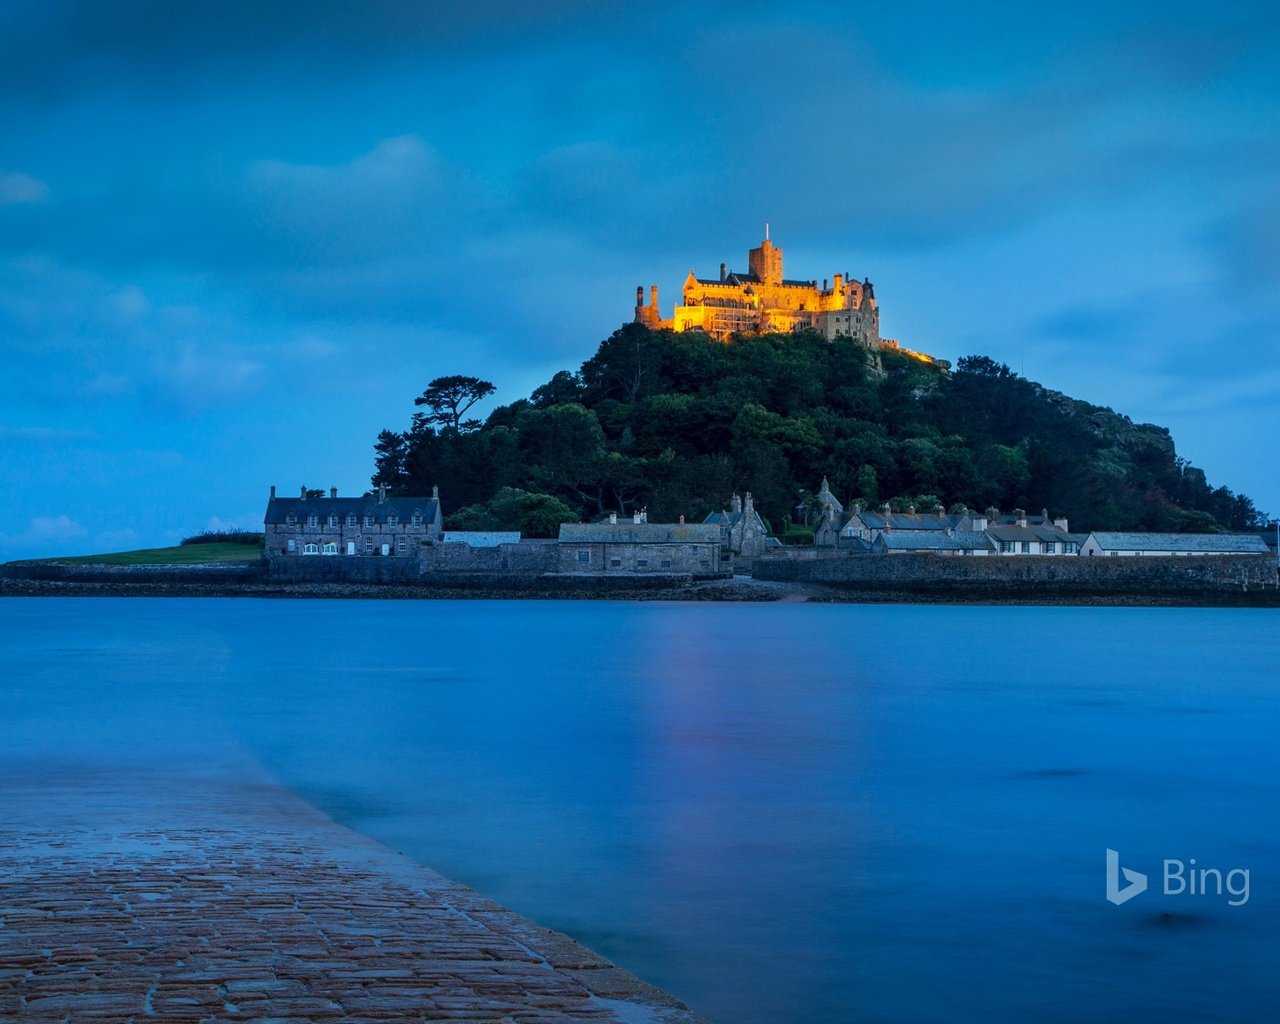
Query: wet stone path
0 764 706 1024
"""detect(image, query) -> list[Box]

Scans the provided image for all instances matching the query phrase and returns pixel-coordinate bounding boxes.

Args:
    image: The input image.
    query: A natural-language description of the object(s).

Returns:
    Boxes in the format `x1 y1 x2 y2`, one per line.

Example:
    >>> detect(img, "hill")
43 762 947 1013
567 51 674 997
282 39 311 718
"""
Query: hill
370 325 1265 535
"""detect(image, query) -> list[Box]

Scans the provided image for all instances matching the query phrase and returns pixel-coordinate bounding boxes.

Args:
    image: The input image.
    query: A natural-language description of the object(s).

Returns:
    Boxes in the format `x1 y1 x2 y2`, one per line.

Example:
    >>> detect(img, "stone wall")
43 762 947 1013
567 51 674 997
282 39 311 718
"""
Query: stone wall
422 541 559 575
753 552 1278 595
0 561 267 585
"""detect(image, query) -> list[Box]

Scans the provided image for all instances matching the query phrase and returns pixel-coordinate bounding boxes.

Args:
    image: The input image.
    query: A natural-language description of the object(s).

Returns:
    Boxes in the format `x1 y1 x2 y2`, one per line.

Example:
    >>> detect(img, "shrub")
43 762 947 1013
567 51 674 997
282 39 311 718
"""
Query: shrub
180 530 265 546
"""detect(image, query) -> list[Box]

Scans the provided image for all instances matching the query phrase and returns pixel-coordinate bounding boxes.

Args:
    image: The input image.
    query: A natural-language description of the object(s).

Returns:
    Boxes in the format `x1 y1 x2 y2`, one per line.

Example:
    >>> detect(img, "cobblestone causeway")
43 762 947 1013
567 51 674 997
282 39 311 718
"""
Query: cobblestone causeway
0 763 708 1024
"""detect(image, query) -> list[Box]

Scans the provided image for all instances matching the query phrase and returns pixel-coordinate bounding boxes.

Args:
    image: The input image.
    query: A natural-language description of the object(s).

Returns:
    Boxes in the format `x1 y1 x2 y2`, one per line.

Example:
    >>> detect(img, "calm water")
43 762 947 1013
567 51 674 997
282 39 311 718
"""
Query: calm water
2 598 1278 1022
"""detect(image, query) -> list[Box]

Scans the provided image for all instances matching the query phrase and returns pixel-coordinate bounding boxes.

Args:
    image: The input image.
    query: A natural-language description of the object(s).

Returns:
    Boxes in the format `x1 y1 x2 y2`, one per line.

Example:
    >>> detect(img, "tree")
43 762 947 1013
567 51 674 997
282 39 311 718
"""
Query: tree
371 429 409 491
414 375 496 432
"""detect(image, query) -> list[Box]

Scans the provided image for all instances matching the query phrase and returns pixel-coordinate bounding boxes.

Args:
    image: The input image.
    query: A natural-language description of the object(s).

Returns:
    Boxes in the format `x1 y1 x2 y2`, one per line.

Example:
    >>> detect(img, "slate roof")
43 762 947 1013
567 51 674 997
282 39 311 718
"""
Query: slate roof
265 496 439 526
874 531 961 551
851 511 958 531
950 530 997 551
986 524 1073 544
559 522 722 544
703 510 768 532
1085 532 1271 554
442 531 521 547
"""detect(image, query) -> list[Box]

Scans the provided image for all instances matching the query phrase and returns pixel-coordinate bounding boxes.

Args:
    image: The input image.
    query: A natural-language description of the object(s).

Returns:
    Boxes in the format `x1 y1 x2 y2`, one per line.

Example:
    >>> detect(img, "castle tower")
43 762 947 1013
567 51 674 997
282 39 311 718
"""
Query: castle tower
748 235 783 285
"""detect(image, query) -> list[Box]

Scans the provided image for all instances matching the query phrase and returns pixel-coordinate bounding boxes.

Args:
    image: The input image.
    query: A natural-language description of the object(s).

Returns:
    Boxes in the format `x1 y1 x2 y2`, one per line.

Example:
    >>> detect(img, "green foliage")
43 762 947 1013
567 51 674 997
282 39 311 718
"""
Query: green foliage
370 327 1266 533
181 530 265 546
447 487 579 538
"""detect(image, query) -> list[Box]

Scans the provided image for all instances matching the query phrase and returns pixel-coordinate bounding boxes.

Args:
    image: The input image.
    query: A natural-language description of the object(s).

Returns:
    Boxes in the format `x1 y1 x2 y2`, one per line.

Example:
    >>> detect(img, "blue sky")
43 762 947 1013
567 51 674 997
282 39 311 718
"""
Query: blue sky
1 1 1278 558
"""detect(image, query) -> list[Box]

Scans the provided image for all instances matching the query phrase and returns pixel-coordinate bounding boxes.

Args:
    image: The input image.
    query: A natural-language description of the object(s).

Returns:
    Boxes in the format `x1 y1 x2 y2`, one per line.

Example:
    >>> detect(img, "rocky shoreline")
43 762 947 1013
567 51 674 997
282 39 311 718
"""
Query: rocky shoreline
3 568 1279 605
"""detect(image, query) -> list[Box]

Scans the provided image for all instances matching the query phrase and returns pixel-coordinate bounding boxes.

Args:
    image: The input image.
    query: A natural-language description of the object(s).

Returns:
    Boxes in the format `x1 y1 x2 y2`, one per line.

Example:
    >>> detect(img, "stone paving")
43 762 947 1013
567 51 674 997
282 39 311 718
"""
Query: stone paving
0 762 708 1023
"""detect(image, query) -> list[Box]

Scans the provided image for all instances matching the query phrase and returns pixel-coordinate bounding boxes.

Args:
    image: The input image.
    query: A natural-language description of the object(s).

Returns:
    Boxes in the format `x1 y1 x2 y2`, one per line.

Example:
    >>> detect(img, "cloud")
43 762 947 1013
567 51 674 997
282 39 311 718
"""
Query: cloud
26 515 87 542
0 170 48 204
153 342 265 413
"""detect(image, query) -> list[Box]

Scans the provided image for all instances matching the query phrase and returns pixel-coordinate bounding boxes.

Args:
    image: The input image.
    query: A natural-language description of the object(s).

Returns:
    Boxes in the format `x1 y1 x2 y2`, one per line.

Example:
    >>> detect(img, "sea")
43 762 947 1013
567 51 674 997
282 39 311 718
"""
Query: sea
2 597 1277 1023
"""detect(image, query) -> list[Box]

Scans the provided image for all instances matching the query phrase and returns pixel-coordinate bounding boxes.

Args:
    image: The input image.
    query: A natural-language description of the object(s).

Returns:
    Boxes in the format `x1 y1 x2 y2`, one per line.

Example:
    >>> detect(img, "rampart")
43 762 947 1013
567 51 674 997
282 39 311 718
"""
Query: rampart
753 552 1279 596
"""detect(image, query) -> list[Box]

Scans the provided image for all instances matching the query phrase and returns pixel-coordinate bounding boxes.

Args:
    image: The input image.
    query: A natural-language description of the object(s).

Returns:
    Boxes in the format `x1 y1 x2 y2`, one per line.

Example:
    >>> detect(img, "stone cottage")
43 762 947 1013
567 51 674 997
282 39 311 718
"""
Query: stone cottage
264 484 444 557
559 514 726 577
703 492 773 560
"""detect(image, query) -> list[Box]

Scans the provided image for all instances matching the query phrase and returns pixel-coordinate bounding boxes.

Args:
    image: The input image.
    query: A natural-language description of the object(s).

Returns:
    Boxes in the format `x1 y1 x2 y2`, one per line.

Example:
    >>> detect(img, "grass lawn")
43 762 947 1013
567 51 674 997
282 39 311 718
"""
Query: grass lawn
47 543 263 565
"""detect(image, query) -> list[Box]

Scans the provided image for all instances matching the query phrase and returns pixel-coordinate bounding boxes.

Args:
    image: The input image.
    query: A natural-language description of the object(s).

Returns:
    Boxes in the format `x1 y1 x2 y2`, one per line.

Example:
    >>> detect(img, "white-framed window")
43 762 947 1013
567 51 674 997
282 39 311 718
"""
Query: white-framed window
322 542 338 555
364 513 375 528
1020 541 1031 553
347 514 357 528
387 512 399 528
411 511 423 528
286 513 297 526
327 514 338 528
308 514 318 529
303 542 319 555
1043 542 1056 554
287 538 296 552
395 535 407 553
576 549 590 564
364 537 374 554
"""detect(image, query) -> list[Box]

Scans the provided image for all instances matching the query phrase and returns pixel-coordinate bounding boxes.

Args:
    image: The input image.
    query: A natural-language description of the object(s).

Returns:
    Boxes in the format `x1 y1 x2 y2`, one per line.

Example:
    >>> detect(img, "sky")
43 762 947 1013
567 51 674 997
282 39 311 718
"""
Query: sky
1 1 1278 558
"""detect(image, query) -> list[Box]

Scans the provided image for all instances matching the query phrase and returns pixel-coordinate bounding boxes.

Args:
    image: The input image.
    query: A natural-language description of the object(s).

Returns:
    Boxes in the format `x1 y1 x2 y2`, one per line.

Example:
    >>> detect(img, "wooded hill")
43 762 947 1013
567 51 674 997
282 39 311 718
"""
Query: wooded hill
370 324 1265 537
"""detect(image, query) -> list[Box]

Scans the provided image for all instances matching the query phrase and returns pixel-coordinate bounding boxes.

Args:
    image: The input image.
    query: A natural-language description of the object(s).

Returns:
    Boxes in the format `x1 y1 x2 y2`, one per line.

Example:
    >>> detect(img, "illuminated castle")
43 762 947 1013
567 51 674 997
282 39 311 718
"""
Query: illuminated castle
634 230 883 347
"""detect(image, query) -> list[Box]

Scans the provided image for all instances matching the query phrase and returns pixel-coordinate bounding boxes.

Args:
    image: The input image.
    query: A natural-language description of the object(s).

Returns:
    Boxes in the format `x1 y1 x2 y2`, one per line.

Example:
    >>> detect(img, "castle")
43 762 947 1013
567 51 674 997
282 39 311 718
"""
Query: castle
634 230 884 346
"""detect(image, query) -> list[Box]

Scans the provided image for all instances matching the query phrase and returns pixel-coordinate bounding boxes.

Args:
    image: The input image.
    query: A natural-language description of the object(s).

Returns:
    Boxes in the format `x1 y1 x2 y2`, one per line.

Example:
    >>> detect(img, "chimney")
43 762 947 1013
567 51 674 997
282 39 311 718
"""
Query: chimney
432 484 439 500
1054 516 1069 532
731 493 742 513
834 273 843 291
270 485 276 499
650 284 658 308
679 514 685 524
330 486 338 499
933 503 945 516
985 506 1000 521
300 485 307 499
744 493 754 515
972 514 988 532
880 503 892 514
378 484 387 504
906 504 916 515
1013 507 1027 528
636 285 644 308
609 512 618 525
633 510 642 524
720 262 726 282
823 278 829 291
641 507 649 524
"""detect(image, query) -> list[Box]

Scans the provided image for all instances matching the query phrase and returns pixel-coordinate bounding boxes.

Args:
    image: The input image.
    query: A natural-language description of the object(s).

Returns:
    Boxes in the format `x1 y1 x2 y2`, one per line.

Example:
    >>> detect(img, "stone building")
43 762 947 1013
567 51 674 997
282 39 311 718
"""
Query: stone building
264 484 443 557
634 232 881 347
559 515 726 577
704 492 775 562
1079 532 1271 557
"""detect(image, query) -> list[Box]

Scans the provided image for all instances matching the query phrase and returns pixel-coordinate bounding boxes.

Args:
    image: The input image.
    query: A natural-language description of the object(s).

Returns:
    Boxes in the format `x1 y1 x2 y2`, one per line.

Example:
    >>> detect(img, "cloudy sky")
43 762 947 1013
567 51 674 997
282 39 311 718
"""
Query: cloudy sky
2 1 1278 558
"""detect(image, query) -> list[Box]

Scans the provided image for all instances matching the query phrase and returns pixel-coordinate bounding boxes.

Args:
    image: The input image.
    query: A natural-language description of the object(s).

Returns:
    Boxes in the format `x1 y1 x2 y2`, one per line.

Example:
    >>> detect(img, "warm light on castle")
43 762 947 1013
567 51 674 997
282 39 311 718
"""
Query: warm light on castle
635 229 888 347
